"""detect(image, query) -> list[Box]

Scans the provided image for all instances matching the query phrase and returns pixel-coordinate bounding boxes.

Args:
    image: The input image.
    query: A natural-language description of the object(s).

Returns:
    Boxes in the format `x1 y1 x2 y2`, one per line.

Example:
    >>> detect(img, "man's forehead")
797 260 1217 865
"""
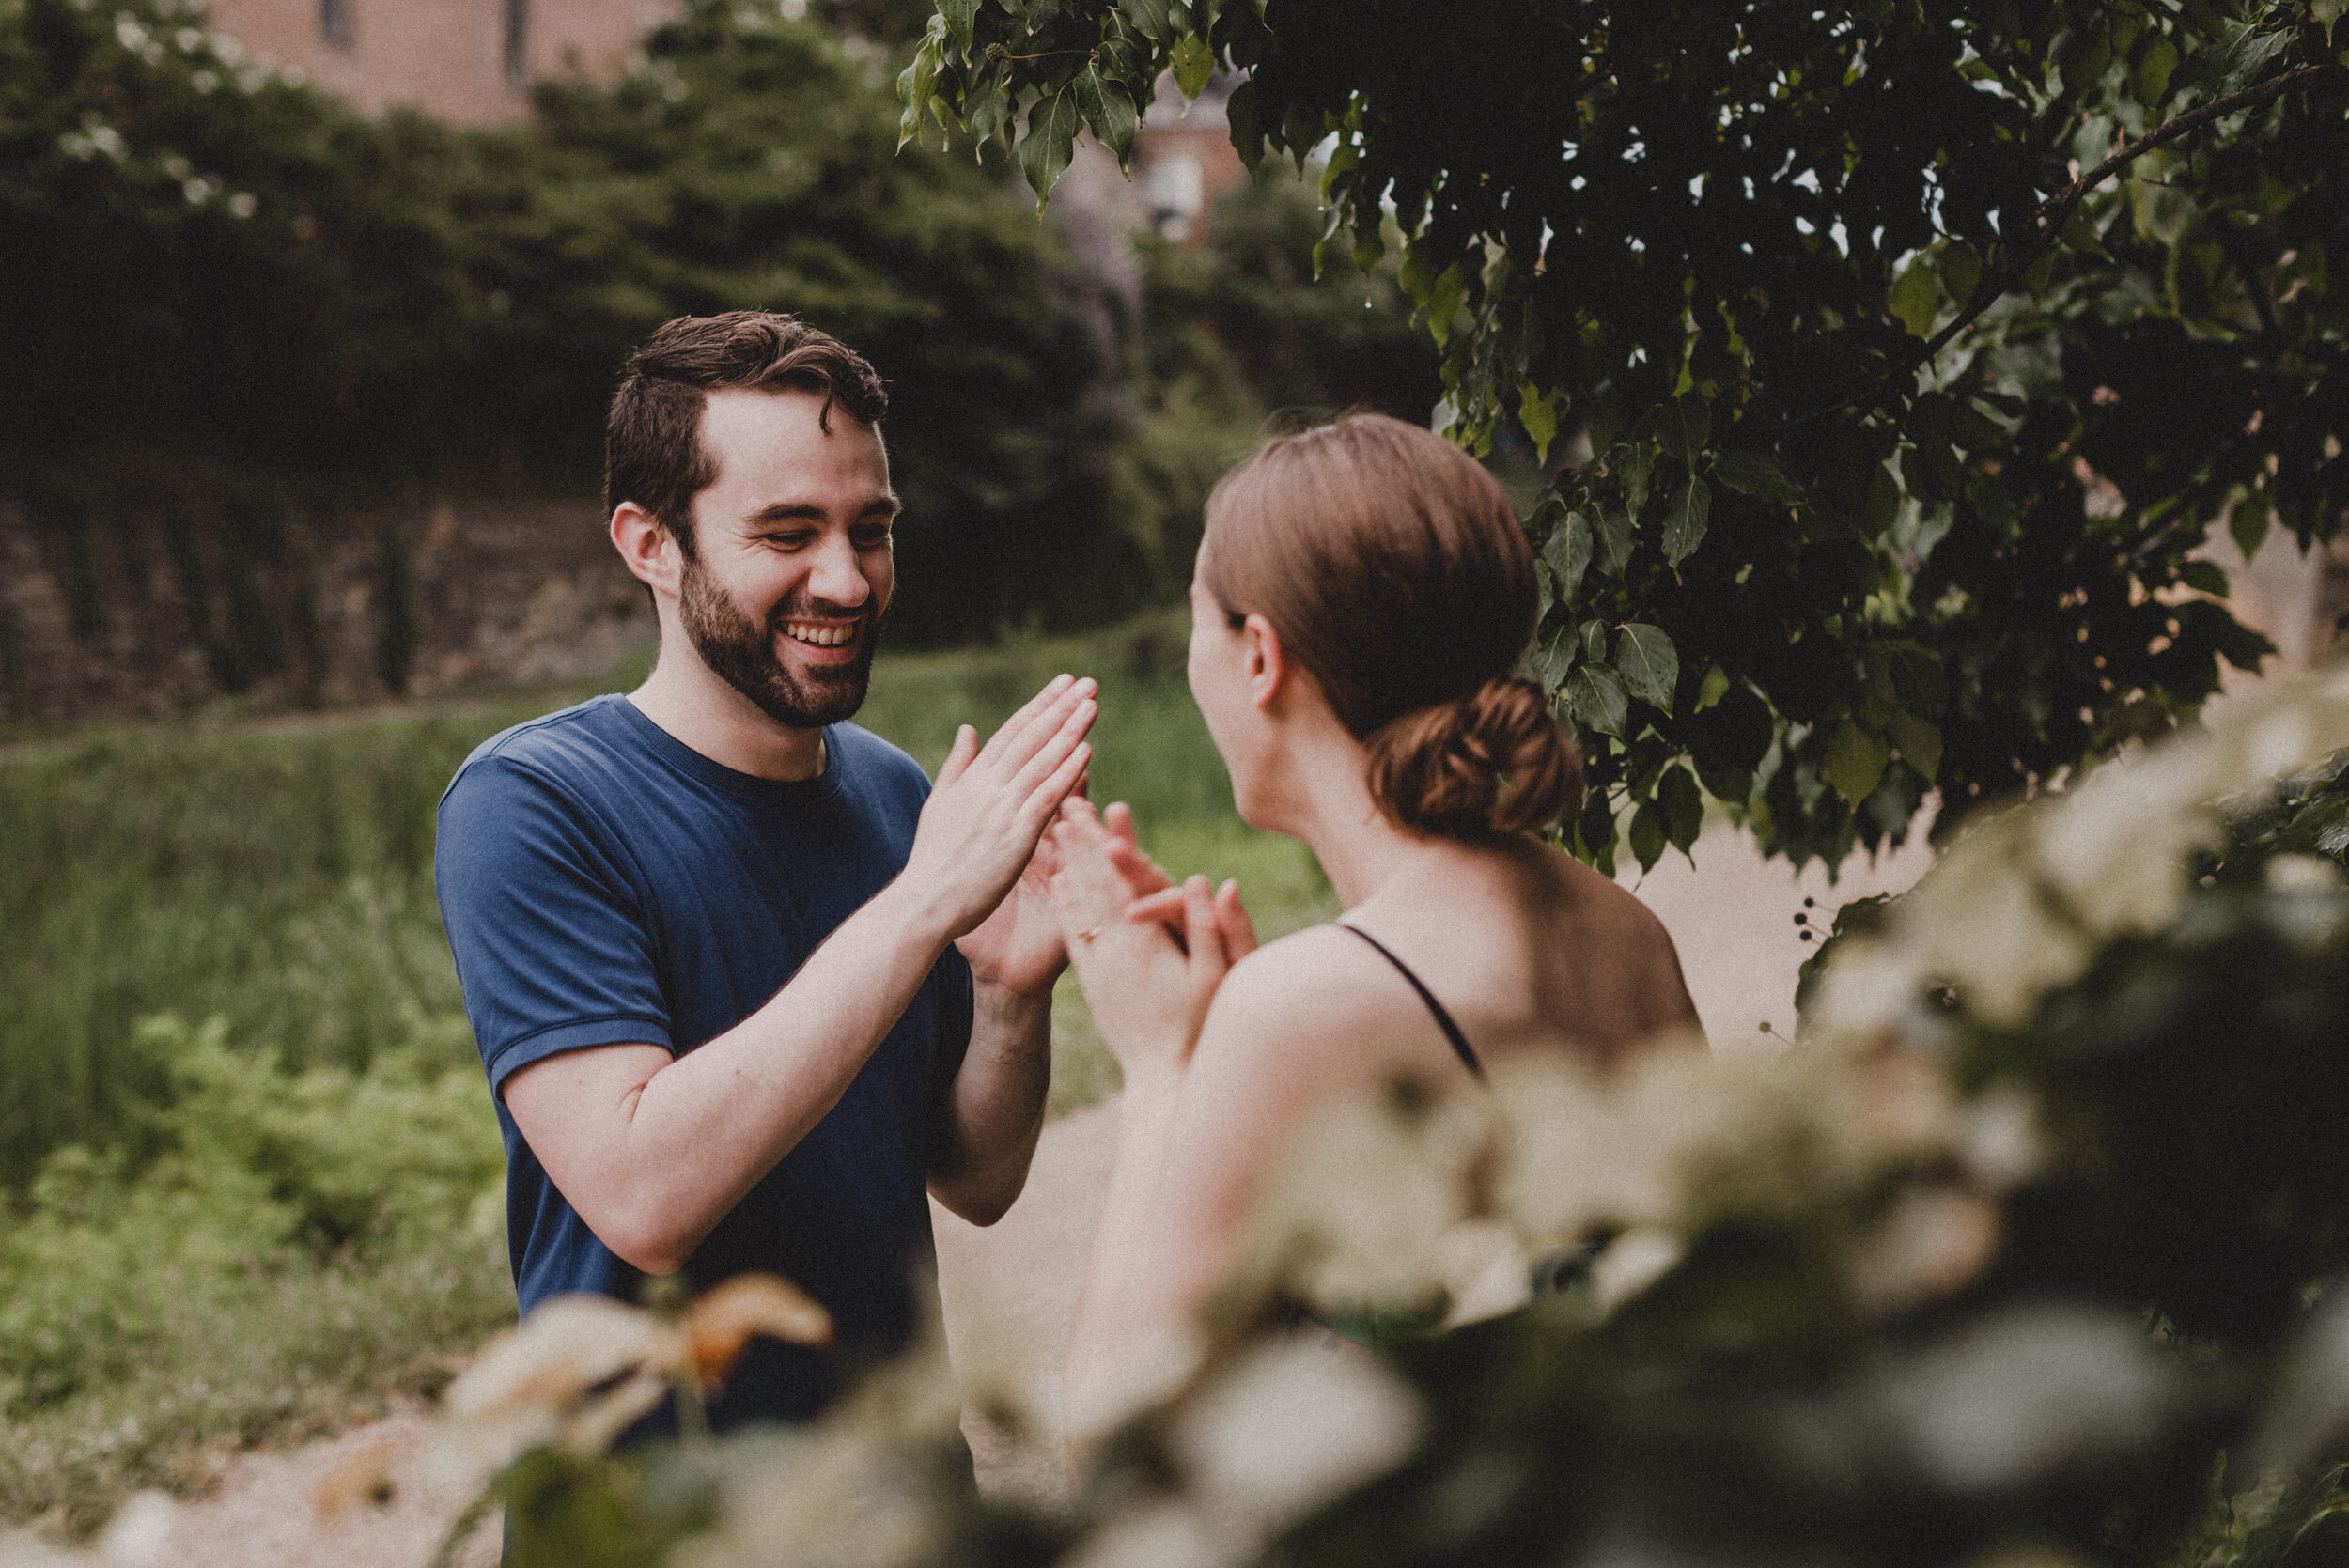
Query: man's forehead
697 386 891 503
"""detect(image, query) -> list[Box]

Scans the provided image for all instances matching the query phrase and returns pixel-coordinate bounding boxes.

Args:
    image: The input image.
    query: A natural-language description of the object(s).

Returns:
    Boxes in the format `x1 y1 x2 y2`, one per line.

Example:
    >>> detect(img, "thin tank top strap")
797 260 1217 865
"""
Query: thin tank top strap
1335 924 1486 1079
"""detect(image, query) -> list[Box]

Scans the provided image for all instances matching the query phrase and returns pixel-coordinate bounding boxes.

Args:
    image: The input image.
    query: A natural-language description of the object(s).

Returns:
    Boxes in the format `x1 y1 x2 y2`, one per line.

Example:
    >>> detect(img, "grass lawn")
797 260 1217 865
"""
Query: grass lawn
0 610 1333 1529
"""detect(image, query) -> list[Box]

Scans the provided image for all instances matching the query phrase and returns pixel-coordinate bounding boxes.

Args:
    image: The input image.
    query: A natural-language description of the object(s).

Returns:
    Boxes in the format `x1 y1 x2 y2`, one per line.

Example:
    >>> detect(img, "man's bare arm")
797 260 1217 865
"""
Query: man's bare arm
504 676 1095 1275
925 980 1053 1226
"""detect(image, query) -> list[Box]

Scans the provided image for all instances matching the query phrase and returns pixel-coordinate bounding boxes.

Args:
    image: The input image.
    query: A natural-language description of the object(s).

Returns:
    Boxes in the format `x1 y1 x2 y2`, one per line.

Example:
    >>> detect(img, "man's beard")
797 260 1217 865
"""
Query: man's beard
677 551 882 730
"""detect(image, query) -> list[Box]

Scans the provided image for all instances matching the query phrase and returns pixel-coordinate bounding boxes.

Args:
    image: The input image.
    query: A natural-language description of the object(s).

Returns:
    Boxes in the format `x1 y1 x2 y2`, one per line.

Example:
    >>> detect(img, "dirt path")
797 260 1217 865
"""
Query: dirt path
120 820 1929 1560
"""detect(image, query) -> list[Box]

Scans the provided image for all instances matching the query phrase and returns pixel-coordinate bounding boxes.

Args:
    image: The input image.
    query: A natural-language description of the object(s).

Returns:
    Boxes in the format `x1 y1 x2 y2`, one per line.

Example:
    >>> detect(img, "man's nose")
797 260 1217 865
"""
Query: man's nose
807 534 871 611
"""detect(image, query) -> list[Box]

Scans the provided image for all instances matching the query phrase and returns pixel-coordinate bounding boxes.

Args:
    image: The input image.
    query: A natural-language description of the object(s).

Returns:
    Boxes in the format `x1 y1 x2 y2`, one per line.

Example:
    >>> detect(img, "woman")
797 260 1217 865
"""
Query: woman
1050 413 1702 1441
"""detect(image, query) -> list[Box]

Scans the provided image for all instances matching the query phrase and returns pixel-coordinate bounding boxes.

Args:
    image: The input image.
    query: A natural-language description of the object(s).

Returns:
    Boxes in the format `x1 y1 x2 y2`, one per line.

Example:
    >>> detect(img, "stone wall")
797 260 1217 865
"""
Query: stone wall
0 492 652 721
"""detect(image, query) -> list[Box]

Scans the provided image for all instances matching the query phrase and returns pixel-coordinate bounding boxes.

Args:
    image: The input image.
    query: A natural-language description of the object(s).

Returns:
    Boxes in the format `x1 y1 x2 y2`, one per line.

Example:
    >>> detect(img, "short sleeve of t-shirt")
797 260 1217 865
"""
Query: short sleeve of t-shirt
436 752 676 1094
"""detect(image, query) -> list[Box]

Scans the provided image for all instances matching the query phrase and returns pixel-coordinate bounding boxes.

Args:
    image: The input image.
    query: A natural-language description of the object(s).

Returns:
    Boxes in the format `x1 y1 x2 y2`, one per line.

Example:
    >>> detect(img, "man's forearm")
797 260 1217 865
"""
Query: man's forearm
512 875 959 1275
927 979 1053 1225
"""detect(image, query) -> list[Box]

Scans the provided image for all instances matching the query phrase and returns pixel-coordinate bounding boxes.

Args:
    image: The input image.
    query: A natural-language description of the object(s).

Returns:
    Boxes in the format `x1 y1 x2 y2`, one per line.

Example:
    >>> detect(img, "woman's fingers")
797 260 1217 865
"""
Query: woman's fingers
1124 888 1187 926
1103 800 1136 845
1215 879 1258 960
1182 876 1228 986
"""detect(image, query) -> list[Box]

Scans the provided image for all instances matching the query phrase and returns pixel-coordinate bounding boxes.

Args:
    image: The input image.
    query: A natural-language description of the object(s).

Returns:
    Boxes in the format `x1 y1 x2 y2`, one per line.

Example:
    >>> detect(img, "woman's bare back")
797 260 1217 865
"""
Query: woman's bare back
1320 836 1702 1079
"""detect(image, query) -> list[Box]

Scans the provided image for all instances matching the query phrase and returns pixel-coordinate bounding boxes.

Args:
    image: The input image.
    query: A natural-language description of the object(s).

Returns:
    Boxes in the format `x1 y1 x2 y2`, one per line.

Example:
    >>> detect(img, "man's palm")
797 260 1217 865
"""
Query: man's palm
957 841 1065 996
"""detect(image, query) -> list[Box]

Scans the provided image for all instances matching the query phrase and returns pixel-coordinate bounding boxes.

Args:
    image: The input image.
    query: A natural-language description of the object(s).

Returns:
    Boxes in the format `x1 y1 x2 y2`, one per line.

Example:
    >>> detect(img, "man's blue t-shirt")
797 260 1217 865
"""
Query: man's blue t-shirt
434 694 972 1428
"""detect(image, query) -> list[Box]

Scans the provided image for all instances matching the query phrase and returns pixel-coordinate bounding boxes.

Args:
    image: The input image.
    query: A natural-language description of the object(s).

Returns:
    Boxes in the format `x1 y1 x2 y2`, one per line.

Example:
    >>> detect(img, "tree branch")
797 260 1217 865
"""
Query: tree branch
1777 60 2341 434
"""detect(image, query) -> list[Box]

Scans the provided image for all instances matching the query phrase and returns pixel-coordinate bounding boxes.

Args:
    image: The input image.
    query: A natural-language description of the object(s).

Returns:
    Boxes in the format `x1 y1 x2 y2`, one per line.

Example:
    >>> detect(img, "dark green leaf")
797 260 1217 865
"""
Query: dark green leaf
1938 242 1983 311
1567 663 1629 738
2179 559 2231 597
1170 33 1214 98
1889 255 1939 338
1661 476 1710 568
2231 492 2272 562
1712 451 1805 505
1224 77 1265 171
1593 505 1635 578
1019 89 1082 209
1545 510 1594 605
1629 800 1667 873
1117 0 1175 42
940 0 979 48
1615 623 1679 713
2134 34 2179 105
1657 765 1703 852
1654 395 1710 467
1822 719 1890 803
1887 709 1942 783
1621 445 1655 520
2206 25 2294 101
1070 66 1139 165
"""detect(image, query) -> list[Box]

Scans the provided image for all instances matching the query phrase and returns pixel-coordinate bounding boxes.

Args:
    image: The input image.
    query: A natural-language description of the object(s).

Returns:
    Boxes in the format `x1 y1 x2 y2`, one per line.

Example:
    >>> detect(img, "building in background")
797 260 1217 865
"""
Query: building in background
206 0 677 121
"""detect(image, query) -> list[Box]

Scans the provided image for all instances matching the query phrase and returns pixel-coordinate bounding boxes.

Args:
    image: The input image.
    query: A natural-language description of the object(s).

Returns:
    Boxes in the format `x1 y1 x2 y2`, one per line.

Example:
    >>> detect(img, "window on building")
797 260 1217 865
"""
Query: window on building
319 0 352 47
503 0 528 87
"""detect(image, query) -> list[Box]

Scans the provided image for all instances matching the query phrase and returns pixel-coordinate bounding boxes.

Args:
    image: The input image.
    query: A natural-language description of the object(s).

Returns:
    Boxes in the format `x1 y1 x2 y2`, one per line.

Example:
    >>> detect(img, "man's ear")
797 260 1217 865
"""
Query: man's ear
1242 612 1288 711
611 502 679 597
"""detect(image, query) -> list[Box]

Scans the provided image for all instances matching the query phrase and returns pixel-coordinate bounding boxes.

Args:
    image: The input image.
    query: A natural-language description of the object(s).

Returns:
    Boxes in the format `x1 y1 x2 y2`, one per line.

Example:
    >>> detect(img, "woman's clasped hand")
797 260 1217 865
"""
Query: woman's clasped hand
1048 800 1254 1085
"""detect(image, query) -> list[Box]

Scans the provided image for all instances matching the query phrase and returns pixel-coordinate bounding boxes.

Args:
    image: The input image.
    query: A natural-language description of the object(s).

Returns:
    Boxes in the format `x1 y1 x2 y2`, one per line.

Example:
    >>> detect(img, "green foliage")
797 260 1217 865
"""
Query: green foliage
908 0 2349 870
0 1018 511 1532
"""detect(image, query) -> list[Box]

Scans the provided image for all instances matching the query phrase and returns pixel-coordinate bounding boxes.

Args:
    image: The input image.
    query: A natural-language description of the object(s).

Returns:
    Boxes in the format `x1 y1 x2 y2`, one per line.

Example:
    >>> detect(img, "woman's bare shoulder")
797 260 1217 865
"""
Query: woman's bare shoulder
1197 925 1401 1061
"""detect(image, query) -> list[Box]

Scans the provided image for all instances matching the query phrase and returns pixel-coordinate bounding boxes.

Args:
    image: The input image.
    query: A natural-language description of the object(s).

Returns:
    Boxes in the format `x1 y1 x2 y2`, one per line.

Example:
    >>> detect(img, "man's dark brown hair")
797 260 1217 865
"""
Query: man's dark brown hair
605 311 889 557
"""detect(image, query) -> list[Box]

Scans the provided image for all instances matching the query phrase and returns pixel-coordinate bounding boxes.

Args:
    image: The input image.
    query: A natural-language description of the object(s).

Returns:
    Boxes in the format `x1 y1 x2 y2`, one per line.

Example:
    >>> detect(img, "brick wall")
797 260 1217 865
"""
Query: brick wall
206 0 679 123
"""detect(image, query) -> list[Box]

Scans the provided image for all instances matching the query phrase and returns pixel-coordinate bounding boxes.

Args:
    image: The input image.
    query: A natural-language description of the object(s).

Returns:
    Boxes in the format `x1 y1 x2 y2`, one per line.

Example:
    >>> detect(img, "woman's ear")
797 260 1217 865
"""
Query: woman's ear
1241 613 1287 711
611 502 680 597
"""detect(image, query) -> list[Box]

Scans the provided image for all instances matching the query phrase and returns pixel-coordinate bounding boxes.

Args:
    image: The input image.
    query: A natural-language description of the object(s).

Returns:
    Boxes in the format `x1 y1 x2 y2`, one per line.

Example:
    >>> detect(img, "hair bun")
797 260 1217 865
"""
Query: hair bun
1364 678 1583 839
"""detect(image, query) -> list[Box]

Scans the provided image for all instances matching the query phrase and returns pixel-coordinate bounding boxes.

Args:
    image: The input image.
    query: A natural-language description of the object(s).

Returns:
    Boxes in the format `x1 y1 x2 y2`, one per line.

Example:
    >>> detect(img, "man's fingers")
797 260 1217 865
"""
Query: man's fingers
1022 741 1091 834
936 724 979 789
985 675 1094 774
1216 879 1258 960
1103 800 1136 844
1011 698 1097 802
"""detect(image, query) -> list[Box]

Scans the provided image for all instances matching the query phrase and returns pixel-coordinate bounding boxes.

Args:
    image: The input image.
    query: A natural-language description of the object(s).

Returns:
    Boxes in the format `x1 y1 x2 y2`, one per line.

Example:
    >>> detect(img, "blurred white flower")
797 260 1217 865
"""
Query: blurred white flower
670 1427 942 1568
1847 1187 2002 1313
1171 1338 1423 1543
2249 1282 2349 1477
669 1324 964 1568
1871 1305 2181 1492
1585 1230 1685 1315
2266 852 2343 893
433 1275 832 1488
1237 1081 1501 1319
1059 1500 1230 1568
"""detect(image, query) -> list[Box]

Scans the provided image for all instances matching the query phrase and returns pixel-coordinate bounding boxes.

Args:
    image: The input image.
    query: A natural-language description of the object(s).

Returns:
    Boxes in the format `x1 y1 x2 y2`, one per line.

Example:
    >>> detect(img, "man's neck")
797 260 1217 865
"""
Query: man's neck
627 648 828 782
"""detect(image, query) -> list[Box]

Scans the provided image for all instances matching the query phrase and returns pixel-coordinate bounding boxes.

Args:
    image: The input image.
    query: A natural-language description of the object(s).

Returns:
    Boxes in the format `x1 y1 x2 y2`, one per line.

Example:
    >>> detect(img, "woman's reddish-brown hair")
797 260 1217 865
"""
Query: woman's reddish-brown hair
1200 413 1581 839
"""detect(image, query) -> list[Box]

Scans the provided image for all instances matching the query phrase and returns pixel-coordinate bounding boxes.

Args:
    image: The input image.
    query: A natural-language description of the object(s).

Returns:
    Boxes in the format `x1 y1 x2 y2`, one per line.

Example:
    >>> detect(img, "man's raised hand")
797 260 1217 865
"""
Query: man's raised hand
906 675 1097 942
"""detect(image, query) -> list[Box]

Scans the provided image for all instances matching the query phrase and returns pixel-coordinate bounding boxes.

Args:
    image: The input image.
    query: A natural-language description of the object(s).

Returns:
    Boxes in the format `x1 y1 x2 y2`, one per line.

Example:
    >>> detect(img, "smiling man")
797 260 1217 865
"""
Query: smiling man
434 312 1096 1431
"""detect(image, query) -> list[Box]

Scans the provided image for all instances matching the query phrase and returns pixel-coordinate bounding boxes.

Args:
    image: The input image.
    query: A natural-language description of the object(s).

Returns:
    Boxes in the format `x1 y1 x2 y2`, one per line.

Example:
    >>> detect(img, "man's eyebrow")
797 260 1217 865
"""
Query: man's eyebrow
746 494 902 526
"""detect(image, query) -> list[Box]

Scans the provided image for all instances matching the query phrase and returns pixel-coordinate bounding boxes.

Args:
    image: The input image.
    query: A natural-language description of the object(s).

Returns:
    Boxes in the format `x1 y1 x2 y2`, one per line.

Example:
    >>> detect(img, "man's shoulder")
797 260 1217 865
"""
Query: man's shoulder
829 722 933 804
443 695 637 807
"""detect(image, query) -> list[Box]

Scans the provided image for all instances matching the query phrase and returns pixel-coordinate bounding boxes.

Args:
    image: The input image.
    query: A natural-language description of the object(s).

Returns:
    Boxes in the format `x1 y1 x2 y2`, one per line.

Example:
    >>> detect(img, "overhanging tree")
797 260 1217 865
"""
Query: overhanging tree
905 0 2349 870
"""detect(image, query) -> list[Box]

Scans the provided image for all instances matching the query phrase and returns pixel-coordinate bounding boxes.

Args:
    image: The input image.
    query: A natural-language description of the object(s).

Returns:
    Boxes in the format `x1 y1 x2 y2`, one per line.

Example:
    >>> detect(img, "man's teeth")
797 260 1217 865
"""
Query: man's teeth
784 623 856 647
